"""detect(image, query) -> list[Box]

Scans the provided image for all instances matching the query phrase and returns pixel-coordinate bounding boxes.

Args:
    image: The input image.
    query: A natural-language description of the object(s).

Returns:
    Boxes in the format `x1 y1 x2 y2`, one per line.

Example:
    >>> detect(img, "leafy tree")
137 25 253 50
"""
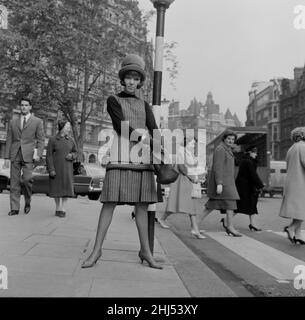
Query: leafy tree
0 0 153 158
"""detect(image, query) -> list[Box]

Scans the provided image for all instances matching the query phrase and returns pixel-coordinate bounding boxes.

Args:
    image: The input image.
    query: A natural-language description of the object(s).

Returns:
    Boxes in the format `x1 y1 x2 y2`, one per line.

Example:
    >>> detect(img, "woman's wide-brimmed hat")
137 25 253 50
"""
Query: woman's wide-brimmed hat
118 54 146 82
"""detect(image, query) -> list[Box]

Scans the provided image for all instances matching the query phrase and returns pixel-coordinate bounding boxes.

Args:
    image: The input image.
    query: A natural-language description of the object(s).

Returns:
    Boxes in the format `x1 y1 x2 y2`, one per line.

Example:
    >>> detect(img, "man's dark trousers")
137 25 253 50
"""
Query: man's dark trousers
10 149 34 211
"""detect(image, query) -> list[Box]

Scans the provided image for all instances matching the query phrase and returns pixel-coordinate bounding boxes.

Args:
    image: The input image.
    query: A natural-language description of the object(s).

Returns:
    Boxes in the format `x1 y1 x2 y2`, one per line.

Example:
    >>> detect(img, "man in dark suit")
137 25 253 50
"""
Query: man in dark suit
4 98 45 215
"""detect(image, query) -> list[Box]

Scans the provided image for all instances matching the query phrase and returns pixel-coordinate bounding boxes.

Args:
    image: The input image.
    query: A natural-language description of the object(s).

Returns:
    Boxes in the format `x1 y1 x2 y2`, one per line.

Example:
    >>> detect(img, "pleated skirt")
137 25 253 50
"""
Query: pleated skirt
100 168 158 205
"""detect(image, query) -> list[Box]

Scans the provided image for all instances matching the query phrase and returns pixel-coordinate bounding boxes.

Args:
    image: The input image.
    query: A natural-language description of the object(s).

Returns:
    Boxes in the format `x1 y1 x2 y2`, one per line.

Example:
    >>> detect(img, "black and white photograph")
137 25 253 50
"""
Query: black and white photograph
1 0 305 306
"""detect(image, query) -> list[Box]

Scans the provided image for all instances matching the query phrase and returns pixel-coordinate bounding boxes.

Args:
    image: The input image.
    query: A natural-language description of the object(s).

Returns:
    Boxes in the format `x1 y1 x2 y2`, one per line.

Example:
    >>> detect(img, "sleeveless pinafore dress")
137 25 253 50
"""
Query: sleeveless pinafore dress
100 94 158 205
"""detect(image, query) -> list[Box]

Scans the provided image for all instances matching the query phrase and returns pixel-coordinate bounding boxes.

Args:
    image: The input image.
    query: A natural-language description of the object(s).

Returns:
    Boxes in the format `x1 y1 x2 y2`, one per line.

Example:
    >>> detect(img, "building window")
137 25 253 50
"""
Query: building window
263 109 269 118
46 120 54 136
273 124 279 141
273 144 279 160
273 105 278 119
85 125 93 143
89 154 96 163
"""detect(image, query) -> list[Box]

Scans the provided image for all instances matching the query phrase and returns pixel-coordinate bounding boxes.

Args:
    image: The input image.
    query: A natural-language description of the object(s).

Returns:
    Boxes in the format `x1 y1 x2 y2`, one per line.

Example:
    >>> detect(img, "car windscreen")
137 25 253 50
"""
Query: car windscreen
84 166 105 177
33 166 48 174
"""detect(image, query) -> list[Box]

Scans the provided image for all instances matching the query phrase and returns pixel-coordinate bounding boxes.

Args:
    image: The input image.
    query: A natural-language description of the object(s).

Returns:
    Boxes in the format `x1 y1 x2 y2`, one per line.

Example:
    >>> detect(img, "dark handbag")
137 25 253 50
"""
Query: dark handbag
154 163 179 184
73 161 84 175
152 146 179 184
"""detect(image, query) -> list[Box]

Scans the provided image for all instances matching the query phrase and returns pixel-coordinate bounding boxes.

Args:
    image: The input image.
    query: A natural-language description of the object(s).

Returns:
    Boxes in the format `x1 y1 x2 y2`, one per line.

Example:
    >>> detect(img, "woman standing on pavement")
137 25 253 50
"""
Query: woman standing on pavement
279 127 305 244
198 130 242 236
82 54 163 269
234 145 264 231
46 120 78 218
157 137 206 239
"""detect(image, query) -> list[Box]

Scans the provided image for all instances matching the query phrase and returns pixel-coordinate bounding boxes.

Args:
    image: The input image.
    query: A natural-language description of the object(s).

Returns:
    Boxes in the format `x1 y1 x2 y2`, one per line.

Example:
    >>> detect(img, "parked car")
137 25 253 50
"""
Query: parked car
0 163 105 200
260 161 286 197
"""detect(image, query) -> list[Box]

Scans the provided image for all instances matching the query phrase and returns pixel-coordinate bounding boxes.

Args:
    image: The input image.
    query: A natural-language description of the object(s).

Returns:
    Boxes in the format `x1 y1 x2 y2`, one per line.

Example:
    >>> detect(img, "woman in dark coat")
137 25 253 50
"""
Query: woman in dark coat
198 130 242 236
234 145 264 231
46 120 77 218
81 54 163 269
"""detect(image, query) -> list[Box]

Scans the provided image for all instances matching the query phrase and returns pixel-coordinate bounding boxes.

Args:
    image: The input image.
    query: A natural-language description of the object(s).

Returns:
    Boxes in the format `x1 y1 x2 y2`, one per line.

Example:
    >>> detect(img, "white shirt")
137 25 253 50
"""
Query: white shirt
20 113 31 128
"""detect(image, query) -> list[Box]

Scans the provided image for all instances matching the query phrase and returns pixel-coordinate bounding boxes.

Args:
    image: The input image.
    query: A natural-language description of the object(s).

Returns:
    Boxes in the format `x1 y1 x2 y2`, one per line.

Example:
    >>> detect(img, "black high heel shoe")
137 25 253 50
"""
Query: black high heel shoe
225 226 242 237
220 218 226 230
293 237 305 245
138 251 163 269
131 212 135 220
81 251 102 268
283 226 294 244
249 224 262 232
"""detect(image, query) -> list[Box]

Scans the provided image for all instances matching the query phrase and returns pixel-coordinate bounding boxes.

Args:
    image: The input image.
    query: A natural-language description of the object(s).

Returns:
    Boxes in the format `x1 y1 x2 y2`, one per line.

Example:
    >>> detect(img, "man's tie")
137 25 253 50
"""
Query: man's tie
22 116 26 129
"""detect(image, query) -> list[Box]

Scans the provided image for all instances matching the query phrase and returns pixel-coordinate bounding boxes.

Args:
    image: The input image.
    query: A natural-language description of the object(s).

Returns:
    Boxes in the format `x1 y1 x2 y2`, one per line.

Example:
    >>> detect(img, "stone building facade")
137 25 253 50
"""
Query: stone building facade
245 79 282 160
279 67 305 159
168 92 241 144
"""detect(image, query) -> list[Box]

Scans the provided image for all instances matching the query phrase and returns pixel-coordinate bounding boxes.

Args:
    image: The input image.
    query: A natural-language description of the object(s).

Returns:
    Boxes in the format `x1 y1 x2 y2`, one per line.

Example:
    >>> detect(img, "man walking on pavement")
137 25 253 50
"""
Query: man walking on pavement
4 97 45 216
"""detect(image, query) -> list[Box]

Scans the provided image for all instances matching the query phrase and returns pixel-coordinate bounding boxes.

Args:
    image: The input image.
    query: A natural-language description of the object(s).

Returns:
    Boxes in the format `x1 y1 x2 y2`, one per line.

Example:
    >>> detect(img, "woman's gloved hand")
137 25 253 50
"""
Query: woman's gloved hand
65 153 73 161
49 170 56 179
216 184 223 194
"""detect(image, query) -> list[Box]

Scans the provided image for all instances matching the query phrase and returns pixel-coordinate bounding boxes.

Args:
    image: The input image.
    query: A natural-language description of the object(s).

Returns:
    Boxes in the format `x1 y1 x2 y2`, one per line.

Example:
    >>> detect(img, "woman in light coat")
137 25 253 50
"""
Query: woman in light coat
279 127 305 244
198 129 241 236
157 137 205 239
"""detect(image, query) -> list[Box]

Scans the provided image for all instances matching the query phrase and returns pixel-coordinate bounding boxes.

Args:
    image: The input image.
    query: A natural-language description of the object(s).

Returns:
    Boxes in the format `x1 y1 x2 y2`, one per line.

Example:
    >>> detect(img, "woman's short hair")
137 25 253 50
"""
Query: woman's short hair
291 127 305 142
57 119 68 132
120 70 144 89
222 129 237 141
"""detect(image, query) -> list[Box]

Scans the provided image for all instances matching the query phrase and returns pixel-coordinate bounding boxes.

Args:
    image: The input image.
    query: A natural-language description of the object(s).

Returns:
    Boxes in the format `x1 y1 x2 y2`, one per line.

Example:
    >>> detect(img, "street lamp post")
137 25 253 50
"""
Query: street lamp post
148 0 175 254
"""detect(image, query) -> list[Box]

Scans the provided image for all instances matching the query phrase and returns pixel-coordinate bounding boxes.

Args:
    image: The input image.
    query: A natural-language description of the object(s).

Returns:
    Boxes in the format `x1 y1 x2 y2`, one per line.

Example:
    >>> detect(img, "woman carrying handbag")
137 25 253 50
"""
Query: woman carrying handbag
82 54 163 269
157 137 205 239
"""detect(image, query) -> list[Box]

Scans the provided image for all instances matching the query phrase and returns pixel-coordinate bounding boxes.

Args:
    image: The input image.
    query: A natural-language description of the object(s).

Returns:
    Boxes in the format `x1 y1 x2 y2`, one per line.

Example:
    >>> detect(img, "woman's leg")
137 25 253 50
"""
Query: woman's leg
294 219 304 239
82 202 116 267
226 210 242 235
157 211 172 228
189 215 206 238
54 198 60 211
135 203 162 269
62 198 68 212
249 215 255 225
287 219 298 235
57 197 63 211
189 215 199 232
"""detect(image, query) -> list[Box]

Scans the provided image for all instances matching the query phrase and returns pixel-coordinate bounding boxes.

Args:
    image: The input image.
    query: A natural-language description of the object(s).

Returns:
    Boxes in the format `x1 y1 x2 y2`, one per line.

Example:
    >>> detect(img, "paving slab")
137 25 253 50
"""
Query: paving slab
23 234 90 247
25 243 86 259
75 260 183 284
97 248 171 265
0 273 93 297
89 278 190 297
0 241 36 256
50 227 95 239
0 254 79 275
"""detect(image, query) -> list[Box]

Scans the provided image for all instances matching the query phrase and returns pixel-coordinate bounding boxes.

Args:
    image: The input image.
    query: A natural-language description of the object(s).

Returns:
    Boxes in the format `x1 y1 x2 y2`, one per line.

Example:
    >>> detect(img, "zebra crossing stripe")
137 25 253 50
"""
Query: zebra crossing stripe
205 232 305 280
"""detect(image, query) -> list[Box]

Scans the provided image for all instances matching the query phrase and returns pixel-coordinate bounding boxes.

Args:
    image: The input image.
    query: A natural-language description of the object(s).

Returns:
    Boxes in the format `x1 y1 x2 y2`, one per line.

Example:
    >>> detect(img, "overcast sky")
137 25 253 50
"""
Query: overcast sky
138 0 305 123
